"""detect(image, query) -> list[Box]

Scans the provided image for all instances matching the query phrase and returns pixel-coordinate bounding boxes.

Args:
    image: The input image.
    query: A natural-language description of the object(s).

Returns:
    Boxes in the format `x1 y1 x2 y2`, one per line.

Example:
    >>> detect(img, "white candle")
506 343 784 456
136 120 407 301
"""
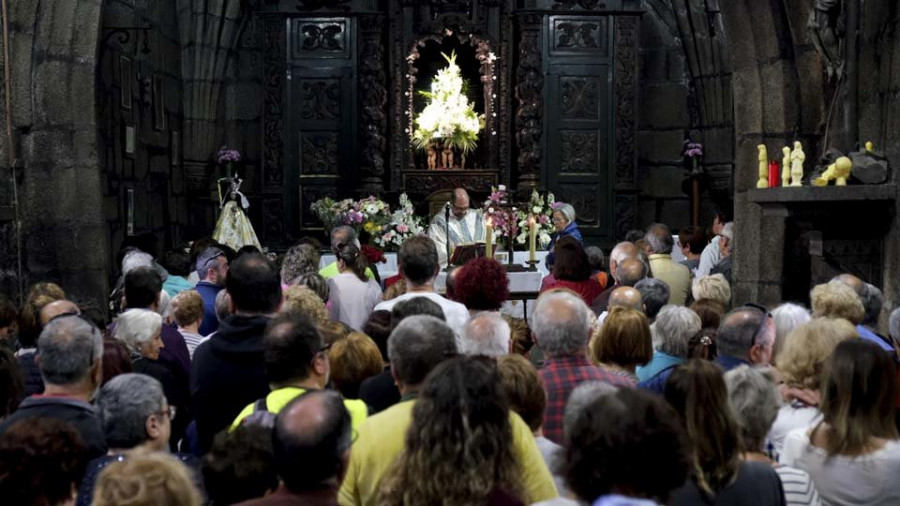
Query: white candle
485 219 493 260
528 217 536 262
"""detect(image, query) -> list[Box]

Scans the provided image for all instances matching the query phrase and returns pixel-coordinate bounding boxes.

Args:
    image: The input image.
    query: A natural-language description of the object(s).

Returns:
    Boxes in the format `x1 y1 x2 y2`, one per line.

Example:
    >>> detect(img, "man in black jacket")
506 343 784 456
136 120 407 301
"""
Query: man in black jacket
0 314 107 459
191 253 282 454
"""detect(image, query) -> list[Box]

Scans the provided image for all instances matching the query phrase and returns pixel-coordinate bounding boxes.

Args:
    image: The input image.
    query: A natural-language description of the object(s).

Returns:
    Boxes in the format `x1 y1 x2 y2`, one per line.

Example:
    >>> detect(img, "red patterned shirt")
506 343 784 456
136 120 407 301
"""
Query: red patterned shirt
539 354 636 444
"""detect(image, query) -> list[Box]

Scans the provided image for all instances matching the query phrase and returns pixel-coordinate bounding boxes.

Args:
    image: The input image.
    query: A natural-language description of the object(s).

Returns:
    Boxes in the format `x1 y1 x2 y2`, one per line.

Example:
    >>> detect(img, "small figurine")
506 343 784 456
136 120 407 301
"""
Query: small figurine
790 141 805 187
442 146 454 169
427 144 438 170
757 145 768 189
781 146 791 187
813 156 853 186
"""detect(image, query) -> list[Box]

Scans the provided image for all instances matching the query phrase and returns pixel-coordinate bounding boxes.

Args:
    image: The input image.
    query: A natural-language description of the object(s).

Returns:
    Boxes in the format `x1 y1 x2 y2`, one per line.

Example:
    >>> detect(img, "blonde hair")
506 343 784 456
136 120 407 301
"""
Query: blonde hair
170 290 204 328
383 280 407 301
776 317 858 389
590 307 653 369
692 274 731 306
811 281 865 324
281 285 329 324
93 452 202 506
328 332 384 398
115 309 162 355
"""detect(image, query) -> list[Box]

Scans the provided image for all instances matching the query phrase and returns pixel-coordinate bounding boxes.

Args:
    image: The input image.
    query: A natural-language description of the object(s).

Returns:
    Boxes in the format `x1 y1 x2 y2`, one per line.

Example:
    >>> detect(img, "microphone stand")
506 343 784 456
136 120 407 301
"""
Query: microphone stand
444 202 452 271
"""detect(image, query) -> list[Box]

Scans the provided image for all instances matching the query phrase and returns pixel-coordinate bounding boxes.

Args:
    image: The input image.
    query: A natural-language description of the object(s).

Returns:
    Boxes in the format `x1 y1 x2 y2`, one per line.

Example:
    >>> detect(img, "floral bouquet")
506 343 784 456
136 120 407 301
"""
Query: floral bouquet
514 189 555 247
217 146 241 177
373 193 425 252
412 51 485 154
683 139 704 177
482 185 519 240
310 196 391 233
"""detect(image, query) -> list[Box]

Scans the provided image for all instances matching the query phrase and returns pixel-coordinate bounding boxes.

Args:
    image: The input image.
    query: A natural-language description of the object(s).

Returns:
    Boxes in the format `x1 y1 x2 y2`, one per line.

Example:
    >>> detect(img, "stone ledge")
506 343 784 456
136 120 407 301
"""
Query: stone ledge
747 184 897 203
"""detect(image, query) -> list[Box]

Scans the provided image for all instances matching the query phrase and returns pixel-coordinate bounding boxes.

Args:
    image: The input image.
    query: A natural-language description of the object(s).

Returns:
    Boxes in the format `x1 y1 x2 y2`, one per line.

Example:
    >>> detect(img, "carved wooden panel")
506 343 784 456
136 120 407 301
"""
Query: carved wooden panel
358 15 387 191
300 132 339 175
550 16 609 56
402 171 499 195
515 14 544 191
560 77 599 119
553 0 607 9
559 131 599 174
614 193 636 240
291 18 350 59
554 184 603 228
298 79 341 120
263 18 286 189
613 16 638 191
263 196 285 238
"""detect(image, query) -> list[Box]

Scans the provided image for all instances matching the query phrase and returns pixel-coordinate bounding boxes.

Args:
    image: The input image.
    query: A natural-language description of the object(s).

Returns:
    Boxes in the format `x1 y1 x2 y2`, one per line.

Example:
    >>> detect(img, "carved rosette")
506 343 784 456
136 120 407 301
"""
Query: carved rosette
515 14 543 193
358 15 387 192
613 15 639 238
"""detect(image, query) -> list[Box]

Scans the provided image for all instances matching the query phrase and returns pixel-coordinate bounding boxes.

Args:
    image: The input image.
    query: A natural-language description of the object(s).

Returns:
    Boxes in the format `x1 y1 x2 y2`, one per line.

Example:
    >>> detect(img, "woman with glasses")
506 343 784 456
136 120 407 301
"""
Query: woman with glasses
78 373 202 506
115 309 191 452
545 202 583 270
782 340 900 505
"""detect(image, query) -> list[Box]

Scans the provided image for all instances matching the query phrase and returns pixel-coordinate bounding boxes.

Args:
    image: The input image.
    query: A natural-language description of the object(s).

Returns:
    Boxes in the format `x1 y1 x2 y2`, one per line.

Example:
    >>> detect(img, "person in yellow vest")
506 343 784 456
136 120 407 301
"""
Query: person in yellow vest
338 315 557 506
231 311 367 431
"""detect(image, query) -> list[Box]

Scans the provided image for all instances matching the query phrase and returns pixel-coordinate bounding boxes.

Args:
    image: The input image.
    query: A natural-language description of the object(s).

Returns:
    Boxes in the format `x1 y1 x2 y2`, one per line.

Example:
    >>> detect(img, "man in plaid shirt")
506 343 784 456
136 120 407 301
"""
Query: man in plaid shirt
534 290 634 444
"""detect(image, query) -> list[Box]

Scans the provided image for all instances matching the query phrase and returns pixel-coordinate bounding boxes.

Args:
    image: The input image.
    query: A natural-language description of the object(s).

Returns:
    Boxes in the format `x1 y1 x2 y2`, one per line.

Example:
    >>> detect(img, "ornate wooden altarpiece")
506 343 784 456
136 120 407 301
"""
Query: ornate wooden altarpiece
255 0 641 246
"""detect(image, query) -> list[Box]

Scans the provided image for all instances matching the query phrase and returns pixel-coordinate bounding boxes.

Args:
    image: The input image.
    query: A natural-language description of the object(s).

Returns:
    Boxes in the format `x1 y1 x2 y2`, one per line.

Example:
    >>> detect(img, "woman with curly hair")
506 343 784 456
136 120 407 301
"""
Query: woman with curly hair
280 243 320 287
378 357 525 505
454 257 510 315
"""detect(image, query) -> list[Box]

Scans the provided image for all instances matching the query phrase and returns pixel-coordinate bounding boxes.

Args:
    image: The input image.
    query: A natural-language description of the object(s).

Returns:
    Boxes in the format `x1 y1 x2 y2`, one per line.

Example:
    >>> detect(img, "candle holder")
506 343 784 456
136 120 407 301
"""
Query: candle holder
524 259 539 272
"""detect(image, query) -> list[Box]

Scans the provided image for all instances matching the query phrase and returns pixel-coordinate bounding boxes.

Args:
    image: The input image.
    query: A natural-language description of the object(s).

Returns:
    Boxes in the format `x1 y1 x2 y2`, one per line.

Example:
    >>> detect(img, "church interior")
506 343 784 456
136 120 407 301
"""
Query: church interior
1 0 899 318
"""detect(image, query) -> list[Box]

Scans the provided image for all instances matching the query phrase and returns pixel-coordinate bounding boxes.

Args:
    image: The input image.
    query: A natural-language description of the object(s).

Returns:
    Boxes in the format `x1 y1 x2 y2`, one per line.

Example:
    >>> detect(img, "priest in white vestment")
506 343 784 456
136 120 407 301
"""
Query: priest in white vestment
428 188 485 265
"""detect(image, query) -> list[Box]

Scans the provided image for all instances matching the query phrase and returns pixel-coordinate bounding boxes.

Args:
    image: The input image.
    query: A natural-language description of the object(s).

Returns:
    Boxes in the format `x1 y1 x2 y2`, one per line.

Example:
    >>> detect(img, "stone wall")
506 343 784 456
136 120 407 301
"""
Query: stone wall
0 0 108 314
635 0 734 233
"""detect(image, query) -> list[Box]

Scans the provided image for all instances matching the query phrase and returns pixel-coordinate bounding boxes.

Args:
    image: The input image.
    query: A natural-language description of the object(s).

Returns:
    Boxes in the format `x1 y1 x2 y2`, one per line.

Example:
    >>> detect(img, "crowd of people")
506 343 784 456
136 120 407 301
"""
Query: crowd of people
0 208 899 506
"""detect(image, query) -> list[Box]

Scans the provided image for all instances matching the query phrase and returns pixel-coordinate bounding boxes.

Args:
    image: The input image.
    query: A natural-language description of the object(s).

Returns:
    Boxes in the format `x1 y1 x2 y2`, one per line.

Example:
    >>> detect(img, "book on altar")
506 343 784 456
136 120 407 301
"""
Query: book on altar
449 242 487 267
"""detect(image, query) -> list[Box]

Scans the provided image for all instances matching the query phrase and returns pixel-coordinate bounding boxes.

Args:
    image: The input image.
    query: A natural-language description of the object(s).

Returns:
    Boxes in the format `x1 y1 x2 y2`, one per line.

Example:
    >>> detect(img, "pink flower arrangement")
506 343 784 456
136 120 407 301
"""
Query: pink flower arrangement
217 146 241 165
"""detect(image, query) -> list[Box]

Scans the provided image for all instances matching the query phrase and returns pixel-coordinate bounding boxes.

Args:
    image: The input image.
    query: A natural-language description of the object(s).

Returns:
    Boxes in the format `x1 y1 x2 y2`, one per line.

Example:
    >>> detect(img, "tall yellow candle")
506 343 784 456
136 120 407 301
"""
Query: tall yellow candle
485 219 493 260
528 217 536 262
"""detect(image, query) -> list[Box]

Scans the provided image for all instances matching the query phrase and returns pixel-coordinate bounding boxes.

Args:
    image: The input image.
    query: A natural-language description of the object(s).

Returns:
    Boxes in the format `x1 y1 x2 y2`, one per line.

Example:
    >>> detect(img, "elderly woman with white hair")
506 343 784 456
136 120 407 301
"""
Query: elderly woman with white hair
771 303 811 361
546 202 582 269
114 309 191 451
724 366 822 506
635 305 701 392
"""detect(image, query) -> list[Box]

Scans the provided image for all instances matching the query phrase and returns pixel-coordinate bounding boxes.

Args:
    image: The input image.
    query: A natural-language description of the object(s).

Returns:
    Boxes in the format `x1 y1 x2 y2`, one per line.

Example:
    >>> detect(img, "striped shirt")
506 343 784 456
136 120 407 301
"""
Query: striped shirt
774 465 821 506
179 330 206 359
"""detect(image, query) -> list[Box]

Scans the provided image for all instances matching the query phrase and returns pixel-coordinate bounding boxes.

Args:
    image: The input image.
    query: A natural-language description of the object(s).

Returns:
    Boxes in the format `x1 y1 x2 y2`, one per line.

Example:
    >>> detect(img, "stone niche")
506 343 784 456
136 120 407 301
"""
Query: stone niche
745 184 899 315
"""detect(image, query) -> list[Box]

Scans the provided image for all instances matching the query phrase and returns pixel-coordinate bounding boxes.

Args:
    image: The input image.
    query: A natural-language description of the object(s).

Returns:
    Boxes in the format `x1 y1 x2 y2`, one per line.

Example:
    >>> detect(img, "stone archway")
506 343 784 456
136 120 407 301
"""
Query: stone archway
2 0 109 313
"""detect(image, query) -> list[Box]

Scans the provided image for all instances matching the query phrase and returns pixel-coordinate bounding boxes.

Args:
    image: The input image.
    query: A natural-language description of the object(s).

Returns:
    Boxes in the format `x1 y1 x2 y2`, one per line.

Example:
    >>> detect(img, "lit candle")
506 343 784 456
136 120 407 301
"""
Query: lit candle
485 218 493 260
528 216 536 262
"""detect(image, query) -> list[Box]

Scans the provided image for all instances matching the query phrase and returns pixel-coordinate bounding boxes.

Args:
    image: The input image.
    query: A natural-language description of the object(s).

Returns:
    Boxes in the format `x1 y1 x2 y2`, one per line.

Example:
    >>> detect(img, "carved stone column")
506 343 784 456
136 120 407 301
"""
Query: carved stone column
515 14 544 195
613 15 639 239
358 15 387 194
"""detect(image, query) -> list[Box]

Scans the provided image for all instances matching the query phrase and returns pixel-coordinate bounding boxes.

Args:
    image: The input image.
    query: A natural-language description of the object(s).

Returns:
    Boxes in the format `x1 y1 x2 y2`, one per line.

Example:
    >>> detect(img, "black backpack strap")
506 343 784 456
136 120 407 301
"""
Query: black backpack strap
254 397 268 413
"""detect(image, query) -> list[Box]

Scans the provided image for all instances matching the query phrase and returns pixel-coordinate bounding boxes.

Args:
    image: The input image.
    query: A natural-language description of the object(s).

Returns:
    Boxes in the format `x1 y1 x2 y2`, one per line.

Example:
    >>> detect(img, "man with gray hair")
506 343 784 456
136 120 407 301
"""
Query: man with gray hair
710 222 734 284
636 306 701 393
715 305 775 372
534 290 633 444
644 223 691 305
319 225 375 281
195 246 229 336
635 278 671 322
460 312 511 357
0 314 107 458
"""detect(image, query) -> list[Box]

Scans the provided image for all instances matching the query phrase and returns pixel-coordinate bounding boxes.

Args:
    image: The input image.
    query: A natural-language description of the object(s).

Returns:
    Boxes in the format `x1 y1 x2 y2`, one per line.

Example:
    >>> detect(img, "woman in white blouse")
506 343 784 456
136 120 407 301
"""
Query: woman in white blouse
782 339 900 506
327 242 382 331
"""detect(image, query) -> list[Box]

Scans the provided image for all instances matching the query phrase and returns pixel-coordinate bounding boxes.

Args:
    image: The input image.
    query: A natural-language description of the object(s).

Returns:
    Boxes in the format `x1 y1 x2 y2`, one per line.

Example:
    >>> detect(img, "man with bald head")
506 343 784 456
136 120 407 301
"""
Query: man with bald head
714 305 776 372
596 286 644 327
39 300 81 326
427 188 485 265
237 390 351 505
591 253 647 315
